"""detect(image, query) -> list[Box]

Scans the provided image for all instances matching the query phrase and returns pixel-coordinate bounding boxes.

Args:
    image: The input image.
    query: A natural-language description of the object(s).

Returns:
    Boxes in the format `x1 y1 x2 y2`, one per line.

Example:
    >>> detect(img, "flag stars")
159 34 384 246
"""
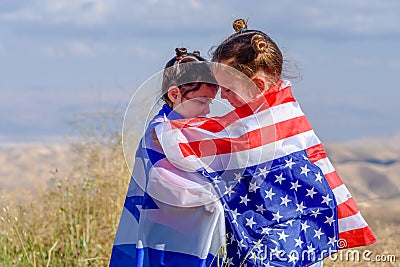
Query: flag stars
249 181 260 193
306 187 317 198
325 215 335 226
223 203 229 212
280 195 292 207
237 239 246 248
232 219 239 227
212 176 220 184
301 221 311 232
288 252 299 263
249 251 258 262
224 185 235 198
284 158 296 169
311 209 322 218
257 166 269 178
234 172 243 183
322 194 333 205
315 172 323 183
290 180 302 191
278 230 289 242
241 231 249 240
245 216 257 229
328 236 337 246
239 194 251 206
256 204 266 214
229 233 236 244
314 228 325 240
272 210 283 223
225 257 234 267
296 201 307 213
274 173 286 184
294 237 304 248
286 219 295 226
307 244 316 254
261 227 271 235
231 208 241 221
252 240 263 251
300 164 311 176
264 188 276 200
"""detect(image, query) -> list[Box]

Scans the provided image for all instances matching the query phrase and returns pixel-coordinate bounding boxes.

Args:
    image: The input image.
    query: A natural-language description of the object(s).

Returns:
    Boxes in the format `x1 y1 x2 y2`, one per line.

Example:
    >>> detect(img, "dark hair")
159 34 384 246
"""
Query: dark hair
161 48 217 107
212 19 283 82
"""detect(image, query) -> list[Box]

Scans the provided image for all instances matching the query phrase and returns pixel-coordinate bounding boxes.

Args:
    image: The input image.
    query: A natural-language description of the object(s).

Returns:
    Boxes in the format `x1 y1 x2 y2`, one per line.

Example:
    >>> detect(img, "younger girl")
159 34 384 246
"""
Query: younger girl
110 48 225 267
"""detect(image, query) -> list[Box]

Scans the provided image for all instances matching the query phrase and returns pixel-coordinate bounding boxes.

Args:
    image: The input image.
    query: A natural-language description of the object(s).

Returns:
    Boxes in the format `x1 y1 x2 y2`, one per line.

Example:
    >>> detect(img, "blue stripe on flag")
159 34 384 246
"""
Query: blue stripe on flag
124 193 159 223
145 148 166 165
124 196 145 223
110 244 222 267
109 244 137 267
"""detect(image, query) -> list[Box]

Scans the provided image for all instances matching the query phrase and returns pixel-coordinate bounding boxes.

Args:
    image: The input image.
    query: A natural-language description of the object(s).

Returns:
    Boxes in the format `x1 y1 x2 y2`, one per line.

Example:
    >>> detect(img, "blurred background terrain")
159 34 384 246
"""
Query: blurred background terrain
1 0 399 266
0 133 399 266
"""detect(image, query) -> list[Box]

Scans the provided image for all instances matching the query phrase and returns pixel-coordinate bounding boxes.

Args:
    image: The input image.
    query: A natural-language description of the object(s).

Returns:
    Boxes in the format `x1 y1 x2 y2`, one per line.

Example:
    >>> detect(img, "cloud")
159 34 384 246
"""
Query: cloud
66 41 95 56
251 1 400 41
390 60 400 71
1 0 399 142
0 42 5 56
2 0 399 43
308 2 400 37
40 0 116 26
132 45 161 59
0 0 116 26
40 46 57 57
0 8 42 22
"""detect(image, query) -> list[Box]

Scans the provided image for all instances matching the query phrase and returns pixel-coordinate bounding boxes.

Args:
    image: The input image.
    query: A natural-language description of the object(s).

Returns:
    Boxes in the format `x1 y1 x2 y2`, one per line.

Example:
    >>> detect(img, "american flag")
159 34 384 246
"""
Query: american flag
155 80 377 266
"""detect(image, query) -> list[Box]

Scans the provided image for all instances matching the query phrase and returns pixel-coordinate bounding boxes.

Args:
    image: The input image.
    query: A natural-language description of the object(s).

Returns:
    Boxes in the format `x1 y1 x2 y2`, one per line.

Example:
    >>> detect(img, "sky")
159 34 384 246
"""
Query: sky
1 0 400 143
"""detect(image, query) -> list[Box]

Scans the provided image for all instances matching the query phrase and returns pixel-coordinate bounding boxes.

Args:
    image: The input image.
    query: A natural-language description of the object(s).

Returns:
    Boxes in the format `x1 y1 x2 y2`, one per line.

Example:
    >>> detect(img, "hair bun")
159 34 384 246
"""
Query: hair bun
192 50 200 56
175 47 188 57
251 34 268 53
233 18 247 33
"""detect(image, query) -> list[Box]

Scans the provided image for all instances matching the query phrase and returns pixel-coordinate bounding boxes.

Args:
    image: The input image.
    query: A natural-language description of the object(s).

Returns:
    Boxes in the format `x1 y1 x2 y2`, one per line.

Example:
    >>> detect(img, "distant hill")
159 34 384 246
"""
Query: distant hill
1 135 399 204
0 143 75 200
325 135 400 204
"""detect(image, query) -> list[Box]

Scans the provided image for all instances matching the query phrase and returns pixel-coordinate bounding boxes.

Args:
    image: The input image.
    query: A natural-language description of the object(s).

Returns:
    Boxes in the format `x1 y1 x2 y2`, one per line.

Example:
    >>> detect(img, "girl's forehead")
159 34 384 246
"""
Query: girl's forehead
187 85 218 97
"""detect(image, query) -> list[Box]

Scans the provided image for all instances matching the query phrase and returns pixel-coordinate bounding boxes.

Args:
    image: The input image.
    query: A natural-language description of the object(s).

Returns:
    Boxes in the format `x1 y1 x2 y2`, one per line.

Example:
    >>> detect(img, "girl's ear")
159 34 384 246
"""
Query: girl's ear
251 76 266 92
167 86 181 104
252 73 276 94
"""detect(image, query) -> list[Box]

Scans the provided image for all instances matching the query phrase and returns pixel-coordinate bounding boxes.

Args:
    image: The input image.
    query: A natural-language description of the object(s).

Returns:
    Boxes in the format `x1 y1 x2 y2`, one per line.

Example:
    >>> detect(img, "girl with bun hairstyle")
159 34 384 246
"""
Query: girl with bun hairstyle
155 19 377 266
213 19 376 267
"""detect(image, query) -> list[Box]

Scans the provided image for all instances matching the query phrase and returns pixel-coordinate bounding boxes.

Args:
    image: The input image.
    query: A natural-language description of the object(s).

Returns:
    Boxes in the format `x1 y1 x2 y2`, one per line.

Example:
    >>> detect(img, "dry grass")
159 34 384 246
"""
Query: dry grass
0 112 131 266
0 111 398 266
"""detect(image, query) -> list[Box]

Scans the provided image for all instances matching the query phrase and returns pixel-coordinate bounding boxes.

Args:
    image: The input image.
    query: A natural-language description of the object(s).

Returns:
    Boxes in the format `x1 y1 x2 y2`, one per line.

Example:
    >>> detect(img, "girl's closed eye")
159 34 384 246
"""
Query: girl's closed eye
196 98 213 105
